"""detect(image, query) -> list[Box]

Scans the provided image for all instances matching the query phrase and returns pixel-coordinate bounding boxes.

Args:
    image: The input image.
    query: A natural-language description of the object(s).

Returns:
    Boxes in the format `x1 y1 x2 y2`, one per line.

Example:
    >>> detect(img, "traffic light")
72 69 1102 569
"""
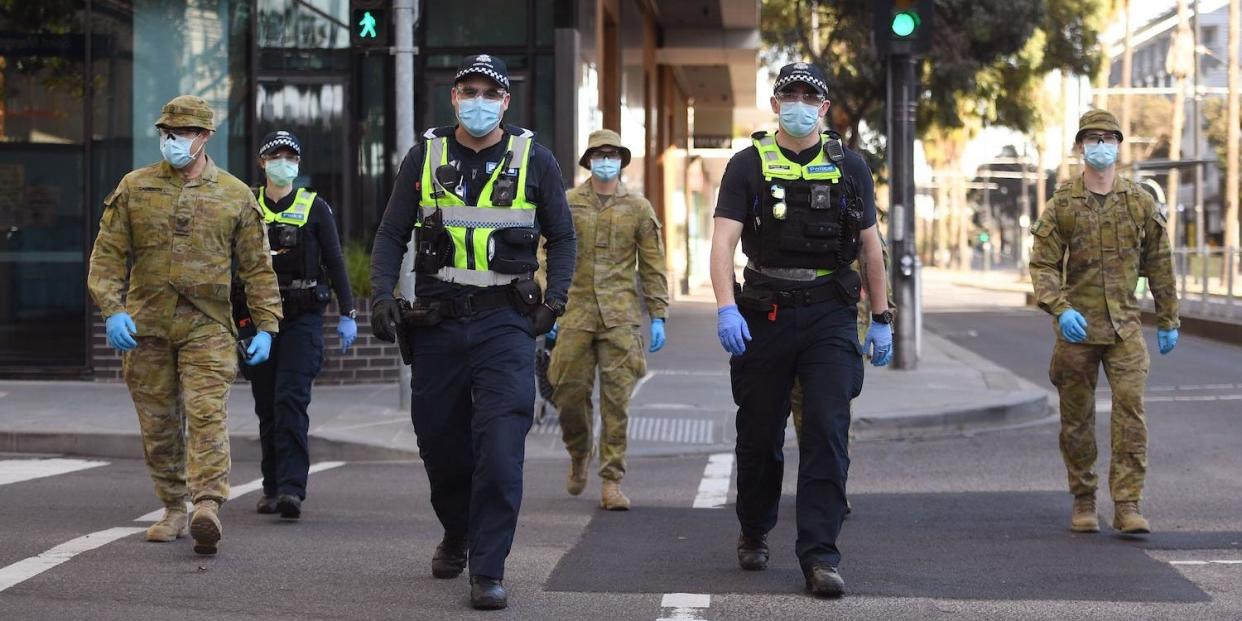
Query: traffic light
872 0 933 58
351 0 389 49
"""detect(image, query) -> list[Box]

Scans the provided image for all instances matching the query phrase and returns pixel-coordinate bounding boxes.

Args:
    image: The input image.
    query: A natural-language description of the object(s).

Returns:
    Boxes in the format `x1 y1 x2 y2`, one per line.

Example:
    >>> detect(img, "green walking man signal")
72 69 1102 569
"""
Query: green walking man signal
350 1 388 49
359 11 378 38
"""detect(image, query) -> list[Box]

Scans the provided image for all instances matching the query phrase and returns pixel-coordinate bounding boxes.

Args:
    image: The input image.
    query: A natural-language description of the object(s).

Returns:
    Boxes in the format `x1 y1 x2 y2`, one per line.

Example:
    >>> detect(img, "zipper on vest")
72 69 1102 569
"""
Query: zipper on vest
465 227 476 269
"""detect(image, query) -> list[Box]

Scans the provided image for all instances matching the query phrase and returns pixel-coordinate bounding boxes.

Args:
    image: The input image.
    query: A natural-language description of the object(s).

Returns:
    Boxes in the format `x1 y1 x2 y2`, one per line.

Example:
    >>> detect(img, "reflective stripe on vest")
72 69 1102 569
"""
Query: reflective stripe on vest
753 132 843 183
416 130 537 285
258 187 316 227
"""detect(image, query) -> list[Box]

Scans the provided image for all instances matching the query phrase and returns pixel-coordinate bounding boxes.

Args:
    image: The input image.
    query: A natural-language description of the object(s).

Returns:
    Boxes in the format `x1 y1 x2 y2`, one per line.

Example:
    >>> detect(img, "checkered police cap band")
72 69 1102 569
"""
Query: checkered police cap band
774 73 828 97
455 66 509 90
260 134 300 156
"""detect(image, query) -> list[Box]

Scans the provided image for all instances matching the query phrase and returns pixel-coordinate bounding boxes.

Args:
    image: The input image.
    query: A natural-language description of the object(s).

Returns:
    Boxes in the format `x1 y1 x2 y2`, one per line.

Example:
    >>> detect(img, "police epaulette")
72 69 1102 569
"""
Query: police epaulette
751 130 769 140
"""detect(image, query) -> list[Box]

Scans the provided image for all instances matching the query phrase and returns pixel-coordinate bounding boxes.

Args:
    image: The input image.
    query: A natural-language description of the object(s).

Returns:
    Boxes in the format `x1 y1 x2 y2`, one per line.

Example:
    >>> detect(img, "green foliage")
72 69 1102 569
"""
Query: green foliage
343 240 373 300
1039 0 1107 76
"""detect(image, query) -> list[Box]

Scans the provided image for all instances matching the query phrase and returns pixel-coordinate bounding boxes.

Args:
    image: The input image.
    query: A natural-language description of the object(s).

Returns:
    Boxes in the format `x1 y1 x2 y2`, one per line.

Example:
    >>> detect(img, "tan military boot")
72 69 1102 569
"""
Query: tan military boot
1070 495 1099 533
600 480 631 511
566 454 589 496
1113 501 1151 534
190 499 223 555
145 507 188 542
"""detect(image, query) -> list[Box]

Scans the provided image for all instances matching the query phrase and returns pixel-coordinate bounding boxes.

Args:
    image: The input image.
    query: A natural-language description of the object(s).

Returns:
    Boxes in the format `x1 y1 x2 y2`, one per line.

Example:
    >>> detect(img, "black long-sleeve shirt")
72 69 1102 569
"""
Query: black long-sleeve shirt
370 125 576 304
263 189 355 315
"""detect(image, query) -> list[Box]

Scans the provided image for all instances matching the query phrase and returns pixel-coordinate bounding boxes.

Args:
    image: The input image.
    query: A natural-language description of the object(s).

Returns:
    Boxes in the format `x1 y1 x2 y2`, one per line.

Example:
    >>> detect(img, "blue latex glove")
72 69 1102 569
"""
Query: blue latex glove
105 312 138 352
338 316 358 353
649 318 666 353
1157 328 1178 355
1058 309 1088 343
863 322 893 367
245 331 273 366
546 322 559 345
716 305 751 356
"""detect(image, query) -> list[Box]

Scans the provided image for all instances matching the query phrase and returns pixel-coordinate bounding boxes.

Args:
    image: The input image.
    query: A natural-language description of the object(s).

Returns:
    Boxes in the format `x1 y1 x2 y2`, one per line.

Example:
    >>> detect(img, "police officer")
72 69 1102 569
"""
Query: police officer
246 130 357 520
1030 109 1179 535
546 129 669 511
88 95 282 556
709 62 892 599
369 54 575 610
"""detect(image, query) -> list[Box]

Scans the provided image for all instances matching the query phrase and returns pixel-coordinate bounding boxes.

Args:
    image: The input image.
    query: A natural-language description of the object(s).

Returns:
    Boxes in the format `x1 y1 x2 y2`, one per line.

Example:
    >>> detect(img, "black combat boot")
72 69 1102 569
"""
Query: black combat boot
803 563 845 599
256 495 278 515
276 494 302 520
431 535 468 579
469 576 508 610
736 532 769 571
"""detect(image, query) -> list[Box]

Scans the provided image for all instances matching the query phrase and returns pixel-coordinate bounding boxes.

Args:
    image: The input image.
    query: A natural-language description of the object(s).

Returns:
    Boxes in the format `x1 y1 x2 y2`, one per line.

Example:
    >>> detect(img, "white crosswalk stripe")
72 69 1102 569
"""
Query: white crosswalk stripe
0 458 108 487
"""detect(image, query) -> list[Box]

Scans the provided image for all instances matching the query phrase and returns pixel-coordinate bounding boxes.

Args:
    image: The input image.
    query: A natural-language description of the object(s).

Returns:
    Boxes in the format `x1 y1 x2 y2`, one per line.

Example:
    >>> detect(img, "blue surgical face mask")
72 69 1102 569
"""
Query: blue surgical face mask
1083 142 1118 170
265 159 299 187
160 133 201 169
457 97 503 138
590 157 621 181
779 101 820 138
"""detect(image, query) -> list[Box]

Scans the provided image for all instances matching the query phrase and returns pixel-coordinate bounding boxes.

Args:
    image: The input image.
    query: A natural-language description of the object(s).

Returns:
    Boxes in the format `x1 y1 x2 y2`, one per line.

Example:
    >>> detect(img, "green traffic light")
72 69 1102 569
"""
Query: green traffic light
891 11 918 38
359 10 378 38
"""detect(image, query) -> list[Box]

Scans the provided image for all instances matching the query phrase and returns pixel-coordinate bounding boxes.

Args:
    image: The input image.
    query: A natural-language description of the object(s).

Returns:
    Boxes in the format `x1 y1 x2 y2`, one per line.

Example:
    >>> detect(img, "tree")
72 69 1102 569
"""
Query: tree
760 0 1045 149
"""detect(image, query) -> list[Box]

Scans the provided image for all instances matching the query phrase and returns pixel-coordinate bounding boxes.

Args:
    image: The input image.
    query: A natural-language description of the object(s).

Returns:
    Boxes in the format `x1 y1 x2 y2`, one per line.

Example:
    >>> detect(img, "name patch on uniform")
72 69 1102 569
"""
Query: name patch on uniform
282 212 306 221
806 164 838 174
486 162 500 174
768 164 791 171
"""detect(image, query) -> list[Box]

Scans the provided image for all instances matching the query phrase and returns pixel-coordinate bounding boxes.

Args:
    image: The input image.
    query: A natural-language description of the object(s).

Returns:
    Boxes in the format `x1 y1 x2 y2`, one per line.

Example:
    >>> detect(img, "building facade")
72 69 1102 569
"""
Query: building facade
0 0 757 378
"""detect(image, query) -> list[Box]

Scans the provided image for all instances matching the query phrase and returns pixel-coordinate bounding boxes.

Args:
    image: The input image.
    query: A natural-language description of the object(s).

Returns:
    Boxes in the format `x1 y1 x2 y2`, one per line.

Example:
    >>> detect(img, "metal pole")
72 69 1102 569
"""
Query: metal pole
889 53 919 370
394 0 418 411
1193 0 1207 250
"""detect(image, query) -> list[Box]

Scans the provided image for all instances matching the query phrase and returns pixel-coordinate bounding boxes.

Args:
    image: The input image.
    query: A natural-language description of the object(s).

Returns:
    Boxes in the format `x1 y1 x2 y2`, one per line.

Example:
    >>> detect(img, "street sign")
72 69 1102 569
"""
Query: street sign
351 0 389 49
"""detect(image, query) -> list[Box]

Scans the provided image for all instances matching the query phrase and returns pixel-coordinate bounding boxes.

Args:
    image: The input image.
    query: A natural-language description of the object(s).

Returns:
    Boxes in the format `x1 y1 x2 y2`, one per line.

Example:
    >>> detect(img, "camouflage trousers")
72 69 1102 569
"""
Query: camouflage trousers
1049 334 1150 502
549 325 647 482
123 296 237 508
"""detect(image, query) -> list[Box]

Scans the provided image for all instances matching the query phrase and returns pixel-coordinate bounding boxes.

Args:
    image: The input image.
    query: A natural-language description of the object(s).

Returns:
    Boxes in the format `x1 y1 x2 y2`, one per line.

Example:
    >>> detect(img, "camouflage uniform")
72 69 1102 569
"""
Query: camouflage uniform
549 178 668 482
88 96 282 509
1030 174 1179 502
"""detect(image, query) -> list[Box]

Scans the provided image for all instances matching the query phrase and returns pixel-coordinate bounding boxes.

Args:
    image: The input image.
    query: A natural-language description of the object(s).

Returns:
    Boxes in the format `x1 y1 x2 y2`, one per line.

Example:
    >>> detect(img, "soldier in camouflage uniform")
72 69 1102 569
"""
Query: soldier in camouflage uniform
1029 109 1179 535
88 95 283 555
547 129 669 511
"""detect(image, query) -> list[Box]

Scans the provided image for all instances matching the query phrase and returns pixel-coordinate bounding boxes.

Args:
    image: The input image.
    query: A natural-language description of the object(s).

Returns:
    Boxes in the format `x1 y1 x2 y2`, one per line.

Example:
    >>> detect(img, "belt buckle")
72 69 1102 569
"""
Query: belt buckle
459 295 475 317
775 291 794 307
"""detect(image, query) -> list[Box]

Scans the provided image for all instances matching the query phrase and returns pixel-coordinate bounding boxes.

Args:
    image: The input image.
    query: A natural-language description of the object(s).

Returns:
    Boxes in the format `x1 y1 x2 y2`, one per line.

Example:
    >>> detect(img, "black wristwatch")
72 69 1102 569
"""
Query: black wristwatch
872 310 895 325
543 299 566 317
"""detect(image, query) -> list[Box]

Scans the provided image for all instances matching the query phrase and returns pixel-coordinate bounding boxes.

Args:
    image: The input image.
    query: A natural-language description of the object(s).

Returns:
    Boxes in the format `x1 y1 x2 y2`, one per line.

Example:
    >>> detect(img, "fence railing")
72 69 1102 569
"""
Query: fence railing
1141 247 1242 320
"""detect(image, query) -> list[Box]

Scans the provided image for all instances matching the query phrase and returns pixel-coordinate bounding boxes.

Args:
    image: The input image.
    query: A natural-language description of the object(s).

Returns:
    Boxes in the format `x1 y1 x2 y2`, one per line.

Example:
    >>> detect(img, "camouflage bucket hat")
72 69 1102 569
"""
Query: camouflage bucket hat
1075 109 1122 143
578 129 632 169
155 95 215 131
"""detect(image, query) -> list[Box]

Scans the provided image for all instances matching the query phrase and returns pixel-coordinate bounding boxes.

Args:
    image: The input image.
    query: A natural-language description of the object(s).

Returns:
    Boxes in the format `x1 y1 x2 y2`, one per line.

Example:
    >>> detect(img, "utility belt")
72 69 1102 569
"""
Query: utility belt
279 279 329 318
734 268 861 322
394 279 543 365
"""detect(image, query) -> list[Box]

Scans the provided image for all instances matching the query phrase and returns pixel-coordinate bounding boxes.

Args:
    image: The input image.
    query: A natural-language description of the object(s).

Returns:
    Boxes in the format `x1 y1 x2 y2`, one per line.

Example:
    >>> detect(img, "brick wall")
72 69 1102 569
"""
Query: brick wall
90 298 404 384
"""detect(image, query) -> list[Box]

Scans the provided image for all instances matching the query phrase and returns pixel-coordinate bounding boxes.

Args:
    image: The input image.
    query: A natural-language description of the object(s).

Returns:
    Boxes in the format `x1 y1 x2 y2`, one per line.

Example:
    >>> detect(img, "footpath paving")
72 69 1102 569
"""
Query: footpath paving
0 289 1048 462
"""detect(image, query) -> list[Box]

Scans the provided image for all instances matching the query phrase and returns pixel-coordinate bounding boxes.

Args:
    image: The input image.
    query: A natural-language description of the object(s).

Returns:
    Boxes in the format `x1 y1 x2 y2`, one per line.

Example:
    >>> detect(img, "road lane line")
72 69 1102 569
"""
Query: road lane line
657 593 710 621
0 459 109 487
135 461 347 522
0 527 146 592
1171 560 1242 566
692 453 733 509
631 370 656 399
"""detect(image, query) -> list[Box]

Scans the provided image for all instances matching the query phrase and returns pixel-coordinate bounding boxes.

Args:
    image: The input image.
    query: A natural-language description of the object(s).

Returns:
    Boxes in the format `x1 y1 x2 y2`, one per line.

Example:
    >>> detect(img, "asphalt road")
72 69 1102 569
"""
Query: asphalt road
2 293 1241 619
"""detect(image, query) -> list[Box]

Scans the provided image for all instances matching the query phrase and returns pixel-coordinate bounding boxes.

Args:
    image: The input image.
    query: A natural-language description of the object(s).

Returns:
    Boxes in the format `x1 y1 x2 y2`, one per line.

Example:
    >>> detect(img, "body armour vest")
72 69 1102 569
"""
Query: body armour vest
740 131 863 273
414 127 539 287
258 186 318 283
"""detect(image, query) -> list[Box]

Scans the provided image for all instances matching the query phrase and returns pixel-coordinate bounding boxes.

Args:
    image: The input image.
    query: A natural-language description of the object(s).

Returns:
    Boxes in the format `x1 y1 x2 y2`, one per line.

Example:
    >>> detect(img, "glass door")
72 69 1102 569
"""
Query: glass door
0 2 89 369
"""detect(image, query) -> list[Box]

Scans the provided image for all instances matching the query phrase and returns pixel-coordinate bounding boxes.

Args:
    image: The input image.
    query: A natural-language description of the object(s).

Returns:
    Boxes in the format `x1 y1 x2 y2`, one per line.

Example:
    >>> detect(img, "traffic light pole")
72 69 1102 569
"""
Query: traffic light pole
887 52 919 370
395 0 417 410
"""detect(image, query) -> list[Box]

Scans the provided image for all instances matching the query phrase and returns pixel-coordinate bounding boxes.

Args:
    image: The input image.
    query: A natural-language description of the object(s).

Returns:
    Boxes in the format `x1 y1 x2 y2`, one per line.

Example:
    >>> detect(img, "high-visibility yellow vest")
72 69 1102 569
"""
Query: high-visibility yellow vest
416 128 537 287
258 187 316 227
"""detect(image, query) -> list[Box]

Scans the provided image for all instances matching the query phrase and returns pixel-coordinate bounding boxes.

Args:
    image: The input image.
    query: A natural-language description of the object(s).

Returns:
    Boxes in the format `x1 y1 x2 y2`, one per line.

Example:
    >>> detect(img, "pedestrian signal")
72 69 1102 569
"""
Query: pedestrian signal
350 0 389 49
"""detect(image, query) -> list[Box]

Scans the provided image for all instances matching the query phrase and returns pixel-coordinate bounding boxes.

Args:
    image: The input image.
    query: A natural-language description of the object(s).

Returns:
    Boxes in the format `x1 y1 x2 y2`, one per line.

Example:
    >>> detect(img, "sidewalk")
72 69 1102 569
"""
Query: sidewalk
0 300 1048 462
930 265 1242 347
